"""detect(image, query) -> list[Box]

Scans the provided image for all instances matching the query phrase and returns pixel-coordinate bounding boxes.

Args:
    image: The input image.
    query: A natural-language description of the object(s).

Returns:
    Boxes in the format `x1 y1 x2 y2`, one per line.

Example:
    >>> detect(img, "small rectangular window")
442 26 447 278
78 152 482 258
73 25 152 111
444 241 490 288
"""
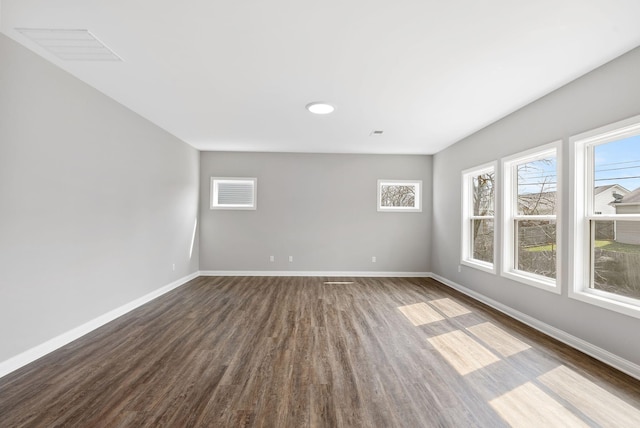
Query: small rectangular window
461 163 496 273
210 177 257 210
377 180 422 212
502 141 561 293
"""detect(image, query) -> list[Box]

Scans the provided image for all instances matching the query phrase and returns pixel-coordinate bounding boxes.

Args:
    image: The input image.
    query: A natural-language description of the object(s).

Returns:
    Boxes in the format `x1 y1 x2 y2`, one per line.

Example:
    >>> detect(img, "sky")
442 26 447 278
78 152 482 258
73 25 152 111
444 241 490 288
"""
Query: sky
594 134 640 193
515 134 640 196
518 158 557 195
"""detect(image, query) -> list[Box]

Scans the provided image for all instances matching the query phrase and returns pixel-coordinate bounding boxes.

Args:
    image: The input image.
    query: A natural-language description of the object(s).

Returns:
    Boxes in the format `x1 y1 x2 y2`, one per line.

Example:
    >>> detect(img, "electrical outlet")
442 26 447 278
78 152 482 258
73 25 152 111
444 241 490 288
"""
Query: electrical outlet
269 255 275 262
458 265 462 273
372 256 377 263
172 263 176 271
289 256 293 262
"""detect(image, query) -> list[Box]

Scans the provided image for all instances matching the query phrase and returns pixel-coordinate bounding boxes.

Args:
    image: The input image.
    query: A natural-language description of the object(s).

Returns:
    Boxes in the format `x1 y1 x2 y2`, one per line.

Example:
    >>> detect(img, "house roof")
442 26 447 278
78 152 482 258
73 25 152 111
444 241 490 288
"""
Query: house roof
595 184 629 196
617 187 640 205
595 185 615 195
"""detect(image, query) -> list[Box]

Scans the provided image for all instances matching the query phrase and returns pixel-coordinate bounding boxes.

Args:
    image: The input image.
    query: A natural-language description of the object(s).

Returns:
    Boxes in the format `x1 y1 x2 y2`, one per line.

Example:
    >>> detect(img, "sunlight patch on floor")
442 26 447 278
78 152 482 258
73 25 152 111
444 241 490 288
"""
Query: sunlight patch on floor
428 298 471 318
397 303 444 326
427 330 500 375
538 365 640 428
490 382 589 428
466 322 531 357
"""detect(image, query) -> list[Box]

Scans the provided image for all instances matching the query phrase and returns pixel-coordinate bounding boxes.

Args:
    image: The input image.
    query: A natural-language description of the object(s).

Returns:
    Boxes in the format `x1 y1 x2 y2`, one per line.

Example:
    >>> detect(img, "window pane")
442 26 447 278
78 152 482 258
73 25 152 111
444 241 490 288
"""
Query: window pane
472 219 494 263
517 157 557 215
381 184 415 207
472 172 495 216
516 220 556 279
593 136 640 213
592 220 640 300
217 181 254 206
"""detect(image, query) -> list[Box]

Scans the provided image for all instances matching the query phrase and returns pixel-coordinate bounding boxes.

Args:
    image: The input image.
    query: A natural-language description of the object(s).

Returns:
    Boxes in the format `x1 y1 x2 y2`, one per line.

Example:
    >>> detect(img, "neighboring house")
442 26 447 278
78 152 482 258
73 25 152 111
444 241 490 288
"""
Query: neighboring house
613 187 640 245
517 185 628 216
589 185 629 240
595 184 629 214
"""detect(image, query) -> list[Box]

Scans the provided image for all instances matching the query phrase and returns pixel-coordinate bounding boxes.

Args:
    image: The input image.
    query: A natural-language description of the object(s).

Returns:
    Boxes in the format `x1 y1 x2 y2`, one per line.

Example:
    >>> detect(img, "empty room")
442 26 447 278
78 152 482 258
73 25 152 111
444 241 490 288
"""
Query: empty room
2 1 640 427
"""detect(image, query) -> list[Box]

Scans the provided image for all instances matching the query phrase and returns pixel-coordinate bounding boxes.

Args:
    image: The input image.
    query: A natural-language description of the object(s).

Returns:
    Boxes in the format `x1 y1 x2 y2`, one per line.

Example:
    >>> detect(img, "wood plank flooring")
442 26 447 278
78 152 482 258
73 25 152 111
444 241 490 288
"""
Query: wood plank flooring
1 276 640 427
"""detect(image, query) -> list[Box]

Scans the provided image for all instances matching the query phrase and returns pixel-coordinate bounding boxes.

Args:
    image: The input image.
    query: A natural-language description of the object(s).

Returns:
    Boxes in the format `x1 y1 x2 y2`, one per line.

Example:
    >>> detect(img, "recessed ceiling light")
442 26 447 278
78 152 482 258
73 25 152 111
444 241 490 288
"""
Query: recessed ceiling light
306 102 335 115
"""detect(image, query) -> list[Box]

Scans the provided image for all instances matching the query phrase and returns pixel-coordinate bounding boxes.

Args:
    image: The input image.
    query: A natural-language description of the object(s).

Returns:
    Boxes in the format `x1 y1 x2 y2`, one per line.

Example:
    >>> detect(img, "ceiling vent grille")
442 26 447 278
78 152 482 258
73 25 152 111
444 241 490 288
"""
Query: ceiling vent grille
15 28 122 61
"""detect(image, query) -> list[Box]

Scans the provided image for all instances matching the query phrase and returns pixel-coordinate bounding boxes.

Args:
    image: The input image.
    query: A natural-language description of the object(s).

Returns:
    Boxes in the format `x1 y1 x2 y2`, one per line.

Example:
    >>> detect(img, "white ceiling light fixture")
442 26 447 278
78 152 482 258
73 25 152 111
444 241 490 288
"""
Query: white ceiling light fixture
306 102 335 115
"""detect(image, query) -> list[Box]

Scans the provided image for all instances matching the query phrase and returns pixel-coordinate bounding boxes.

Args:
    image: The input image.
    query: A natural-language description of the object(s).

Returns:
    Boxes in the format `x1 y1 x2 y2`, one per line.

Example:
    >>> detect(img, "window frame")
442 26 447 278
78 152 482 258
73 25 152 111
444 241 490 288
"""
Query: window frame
501 141 562 294
210 177 257 210
377 179 422 212
461 162 497 274
569 114 640 319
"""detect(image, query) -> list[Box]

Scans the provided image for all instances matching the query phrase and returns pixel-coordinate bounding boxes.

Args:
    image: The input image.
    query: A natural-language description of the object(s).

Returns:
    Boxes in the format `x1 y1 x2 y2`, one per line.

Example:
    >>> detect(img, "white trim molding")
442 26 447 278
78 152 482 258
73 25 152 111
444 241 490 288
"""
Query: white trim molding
199 270 432 277
0 272 200 379
429 273 640 381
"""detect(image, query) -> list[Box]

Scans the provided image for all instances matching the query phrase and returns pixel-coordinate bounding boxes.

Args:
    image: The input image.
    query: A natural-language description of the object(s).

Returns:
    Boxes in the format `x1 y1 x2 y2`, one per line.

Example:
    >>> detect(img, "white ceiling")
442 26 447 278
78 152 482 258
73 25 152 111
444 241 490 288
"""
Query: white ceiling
2 1 640 155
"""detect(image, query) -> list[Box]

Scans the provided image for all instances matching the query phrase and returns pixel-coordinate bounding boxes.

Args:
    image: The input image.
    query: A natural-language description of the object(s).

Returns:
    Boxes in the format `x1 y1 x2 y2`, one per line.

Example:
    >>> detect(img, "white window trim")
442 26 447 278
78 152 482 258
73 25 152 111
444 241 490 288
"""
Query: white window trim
461 162 497 274
210 177 257 210
569 114 640 319
377 179 422 212
501 141 562 294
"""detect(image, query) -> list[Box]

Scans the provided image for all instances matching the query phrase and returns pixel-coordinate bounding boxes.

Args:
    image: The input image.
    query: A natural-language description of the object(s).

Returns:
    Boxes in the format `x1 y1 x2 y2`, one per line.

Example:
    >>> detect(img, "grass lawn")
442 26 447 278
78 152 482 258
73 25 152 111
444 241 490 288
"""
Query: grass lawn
594 240 640 254
523 243 556 252
524 240 640 254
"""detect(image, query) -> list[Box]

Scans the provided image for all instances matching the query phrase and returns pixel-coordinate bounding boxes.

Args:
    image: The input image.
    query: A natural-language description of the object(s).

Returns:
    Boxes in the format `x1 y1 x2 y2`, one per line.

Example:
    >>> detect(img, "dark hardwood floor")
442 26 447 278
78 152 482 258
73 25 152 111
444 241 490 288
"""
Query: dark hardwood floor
1 276 640 427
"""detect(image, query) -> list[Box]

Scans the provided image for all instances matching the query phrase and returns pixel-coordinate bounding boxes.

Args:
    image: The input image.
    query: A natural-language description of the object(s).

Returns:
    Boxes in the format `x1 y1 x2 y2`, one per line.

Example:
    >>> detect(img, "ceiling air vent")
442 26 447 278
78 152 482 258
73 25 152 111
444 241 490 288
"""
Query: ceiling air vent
15 28 122 61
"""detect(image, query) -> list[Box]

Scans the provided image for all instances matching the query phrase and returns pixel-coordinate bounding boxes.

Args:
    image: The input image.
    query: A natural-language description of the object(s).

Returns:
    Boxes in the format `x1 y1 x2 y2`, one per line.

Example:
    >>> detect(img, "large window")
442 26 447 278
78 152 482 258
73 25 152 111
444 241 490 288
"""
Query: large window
571 115 640 317
461 163 496 273
502 142 561 293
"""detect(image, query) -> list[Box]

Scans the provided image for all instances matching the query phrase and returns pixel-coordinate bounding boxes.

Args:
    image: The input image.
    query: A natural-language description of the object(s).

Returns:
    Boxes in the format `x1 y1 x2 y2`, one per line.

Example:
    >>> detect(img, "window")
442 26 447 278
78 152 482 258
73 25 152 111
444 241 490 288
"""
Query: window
210 177 257 210
502 142 561 293
377 180 422 212
461 163 496 273
571 115 640 317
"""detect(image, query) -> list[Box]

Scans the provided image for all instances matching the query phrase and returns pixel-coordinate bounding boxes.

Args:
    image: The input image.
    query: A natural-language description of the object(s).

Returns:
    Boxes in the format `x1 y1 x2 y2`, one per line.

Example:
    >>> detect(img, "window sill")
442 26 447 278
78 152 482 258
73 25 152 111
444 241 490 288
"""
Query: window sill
501 270 560 294
461 259 496 275
569 288 640 320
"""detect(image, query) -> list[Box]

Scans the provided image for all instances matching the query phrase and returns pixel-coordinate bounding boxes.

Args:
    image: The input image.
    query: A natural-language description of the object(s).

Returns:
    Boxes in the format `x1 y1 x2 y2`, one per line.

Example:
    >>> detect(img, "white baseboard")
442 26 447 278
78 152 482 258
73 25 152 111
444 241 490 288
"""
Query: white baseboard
429 273 640 381
199 270 432 277
0 272 199 379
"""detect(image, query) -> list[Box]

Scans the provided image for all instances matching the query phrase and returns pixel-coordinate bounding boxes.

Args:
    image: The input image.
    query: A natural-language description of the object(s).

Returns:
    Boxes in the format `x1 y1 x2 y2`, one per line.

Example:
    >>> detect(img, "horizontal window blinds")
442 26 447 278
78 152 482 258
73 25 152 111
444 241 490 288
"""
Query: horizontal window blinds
217 181 254 205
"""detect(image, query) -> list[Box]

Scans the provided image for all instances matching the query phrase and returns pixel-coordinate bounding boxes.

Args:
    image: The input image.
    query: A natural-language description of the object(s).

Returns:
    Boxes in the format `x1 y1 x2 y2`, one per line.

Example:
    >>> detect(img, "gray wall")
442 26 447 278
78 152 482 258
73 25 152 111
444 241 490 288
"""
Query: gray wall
200 152 432 272
0 34 200 362
432 46 640 365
